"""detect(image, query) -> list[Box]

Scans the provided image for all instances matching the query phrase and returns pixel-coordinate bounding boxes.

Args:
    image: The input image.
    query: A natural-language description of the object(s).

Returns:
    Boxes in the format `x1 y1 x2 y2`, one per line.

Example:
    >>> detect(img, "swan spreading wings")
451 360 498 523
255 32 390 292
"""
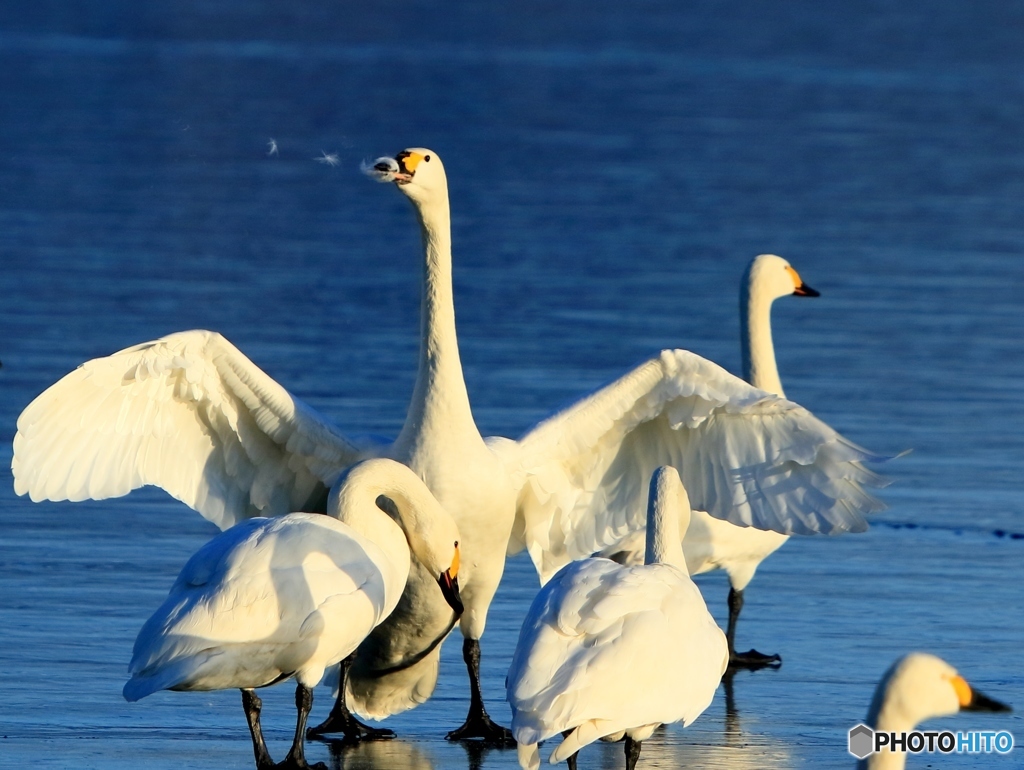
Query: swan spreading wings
12 148 889 740
14 331 884 577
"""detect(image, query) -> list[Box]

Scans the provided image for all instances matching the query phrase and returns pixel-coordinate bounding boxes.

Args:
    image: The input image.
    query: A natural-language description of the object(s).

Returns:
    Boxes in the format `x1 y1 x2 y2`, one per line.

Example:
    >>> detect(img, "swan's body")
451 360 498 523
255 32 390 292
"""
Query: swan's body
601 254 825 665
858 653 1011 770
508 467 728 770
124 458 462 768
13 151 889 739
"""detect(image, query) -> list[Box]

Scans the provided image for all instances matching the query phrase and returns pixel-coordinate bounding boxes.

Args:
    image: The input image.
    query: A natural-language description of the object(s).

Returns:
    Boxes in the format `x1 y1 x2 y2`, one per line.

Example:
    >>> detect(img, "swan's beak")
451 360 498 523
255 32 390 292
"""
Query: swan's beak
363 154 414 185
438 569 464 617
954 676 1012 713
793 281 820 297
785 265 820 297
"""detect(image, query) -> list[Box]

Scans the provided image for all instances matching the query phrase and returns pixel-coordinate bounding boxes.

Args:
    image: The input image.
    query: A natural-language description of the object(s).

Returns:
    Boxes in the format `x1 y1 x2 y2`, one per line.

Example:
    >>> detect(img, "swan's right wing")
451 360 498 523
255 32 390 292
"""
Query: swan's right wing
13 330 366 529
501 349 890 582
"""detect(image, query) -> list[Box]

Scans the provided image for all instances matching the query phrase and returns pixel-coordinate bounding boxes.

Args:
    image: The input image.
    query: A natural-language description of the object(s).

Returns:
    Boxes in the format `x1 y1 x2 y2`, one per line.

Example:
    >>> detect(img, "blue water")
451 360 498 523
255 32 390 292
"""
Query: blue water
1 2 1022 768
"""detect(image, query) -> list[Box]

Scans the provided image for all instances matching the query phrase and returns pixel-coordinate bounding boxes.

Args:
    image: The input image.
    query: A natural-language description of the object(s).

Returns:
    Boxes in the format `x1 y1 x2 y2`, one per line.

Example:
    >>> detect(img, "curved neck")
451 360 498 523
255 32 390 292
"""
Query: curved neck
332 480 410 579
644 469 689 570
740 277 785 398
396 191 478 452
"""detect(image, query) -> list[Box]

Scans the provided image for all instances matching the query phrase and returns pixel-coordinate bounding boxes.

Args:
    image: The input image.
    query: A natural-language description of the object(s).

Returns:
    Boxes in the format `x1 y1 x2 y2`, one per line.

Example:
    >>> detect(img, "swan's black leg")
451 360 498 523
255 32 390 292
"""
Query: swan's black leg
306 653 395 741
726 587 782 670
624 736 642 770
445 637 516 746
242 688 276 770
273 684 327 769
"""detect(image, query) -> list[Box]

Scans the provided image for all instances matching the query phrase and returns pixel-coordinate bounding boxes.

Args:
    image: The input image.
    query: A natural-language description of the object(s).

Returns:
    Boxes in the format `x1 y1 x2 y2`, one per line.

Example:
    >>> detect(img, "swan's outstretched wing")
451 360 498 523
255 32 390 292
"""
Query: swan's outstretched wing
13 330 365 529
501 349 889 582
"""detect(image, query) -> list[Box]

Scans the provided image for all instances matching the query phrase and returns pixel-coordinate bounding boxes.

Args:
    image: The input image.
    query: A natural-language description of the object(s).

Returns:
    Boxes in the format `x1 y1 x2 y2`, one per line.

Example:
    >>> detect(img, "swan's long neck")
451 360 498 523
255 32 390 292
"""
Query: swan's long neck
396 190 479 453
332 478 410 577
331 461 449 584
857 675 911 770
644 467 689 570
740 270 785 398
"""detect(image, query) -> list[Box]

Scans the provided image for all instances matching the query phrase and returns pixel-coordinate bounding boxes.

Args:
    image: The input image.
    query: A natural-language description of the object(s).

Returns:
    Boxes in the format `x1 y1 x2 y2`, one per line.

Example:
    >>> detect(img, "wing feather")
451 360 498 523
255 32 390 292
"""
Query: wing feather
13 330 364 529
505 349 890 581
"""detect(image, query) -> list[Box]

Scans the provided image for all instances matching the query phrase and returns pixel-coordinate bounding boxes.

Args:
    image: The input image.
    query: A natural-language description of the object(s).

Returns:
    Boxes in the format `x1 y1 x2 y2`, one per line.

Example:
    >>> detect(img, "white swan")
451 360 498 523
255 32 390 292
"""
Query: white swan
601 253 830 667
123 458 463 770
507 466 728 770
858 652 1011 770
12 148 889 742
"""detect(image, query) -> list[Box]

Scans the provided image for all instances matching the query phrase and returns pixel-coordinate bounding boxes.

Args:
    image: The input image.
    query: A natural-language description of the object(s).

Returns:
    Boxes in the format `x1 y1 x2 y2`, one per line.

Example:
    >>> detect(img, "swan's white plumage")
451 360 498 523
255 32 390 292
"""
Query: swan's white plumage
507 467 727 768
124 458 460 702
14 331 362 530
597 254 855 601
124 513 384 700
505 347 887 582
14 153 889 722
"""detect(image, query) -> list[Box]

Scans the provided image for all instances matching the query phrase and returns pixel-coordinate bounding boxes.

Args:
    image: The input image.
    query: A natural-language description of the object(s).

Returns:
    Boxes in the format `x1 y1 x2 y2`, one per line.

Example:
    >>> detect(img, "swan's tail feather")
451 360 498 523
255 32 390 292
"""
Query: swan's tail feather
550 720 609 764
123 653 213 702
517 742 540 770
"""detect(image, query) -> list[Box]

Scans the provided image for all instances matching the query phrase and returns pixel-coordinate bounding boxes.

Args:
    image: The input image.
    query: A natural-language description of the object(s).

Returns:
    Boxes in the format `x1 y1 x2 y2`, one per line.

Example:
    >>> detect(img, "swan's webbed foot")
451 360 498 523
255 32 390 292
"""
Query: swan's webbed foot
728 648 783 670
445 637 516 746
445 711 517 746
306 654 395 742
306 708 395 741
725 587 782 671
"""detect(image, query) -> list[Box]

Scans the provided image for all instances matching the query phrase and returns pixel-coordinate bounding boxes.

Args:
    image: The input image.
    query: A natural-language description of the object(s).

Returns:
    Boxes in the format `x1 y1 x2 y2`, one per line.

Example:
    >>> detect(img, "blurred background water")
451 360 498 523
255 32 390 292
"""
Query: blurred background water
1 1 1022 768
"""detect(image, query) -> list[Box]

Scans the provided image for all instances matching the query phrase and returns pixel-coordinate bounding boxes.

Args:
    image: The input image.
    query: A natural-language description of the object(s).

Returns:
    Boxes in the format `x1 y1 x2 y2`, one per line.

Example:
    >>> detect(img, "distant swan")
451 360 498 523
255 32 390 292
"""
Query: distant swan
123 458 463 769
857 652 1011 770
14 149 889 742
601 253 831 667
507 467 728 770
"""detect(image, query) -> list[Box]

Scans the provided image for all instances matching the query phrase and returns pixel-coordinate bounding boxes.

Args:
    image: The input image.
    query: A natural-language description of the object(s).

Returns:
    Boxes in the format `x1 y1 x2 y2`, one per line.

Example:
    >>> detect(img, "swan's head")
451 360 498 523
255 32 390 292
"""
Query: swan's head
412 528 464 618
867 653 1011 732
746 254 820 302
331 458 464 616
364 147 448 206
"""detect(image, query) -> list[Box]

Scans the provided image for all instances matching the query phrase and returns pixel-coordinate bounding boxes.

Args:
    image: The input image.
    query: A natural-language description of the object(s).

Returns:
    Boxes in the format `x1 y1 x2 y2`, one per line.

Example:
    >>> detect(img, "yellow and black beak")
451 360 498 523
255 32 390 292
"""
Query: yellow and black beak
953 675 1012 713
391 150 426 184
438 568 463 616
785 265 820 297
793 282 820 297
437 543 463 616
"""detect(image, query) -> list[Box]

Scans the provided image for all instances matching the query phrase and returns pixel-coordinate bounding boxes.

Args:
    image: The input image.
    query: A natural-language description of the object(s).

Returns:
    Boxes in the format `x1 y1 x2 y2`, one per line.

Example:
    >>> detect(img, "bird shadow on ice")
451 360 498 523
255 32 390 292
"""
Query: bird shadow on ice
581 668 793 770
317 736 504 770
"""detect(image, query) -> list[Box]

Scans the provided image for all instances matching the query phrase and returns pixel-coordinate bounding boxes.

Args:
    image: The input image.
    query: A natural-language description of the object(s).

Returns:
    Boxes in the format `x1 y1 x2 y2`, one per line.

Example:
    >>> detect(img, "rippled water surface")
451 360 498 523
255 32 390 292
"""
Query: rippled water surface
2 2 1023 768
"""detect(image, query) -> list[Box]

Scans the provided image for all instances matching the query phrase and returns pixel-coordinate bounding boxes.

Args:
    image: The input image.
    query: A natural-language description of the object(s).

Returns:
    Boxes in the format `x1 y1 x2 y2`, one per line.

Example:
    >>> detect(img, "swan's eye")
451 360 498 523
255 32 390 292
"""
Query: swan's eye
425 155 431 162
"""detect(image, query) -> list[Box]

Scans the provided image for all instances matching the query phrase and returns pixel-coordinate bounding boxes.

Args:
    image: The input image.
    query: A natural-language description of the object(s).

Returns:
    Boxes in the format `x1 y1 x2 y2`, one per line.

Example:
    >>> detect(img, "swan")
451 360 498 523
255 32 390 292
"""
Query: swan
601 253 826 667
12 148 890 742
507 466 728 770
123 458 463 770
857 652 1011 769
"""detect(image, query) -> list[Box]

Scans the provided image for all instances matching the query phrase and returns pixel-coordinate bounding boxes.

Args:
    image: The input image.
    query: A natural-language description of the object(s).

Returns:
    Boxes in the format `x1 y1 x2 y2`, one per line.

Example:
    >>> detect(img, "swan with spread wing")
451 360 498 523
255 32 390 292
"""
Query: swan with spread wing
13 148 890 742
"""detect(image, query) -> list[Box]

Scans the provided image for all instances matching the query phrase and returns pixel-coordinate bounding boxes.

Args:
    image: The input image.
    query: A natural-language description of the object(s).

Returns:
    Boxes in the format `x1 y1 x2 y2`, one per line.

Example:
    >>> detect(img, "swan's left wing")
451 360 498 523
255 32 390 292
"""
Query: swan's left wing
12 330 367 530
500 349 890 582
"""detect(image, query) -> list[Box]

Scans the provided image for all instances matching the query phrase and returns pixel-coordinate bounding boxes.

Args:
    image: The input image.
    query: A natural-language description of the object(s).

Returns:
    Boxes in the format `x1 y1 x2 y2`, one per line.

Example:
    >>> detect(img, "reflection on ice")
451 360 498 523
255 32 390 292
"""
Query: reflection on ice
321 738 435 770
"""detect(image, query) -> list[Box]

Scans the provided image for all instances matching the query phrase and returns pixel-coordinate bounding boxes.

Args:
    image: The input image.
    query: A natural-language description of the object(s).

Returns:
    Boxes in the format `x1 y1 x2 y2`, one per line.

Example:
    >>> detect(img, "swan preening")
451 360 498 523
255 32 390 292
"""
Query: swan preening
13 148 890 742
858 653 1011 770
507 467 728 770
124 458 463 769
600 253 835 667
